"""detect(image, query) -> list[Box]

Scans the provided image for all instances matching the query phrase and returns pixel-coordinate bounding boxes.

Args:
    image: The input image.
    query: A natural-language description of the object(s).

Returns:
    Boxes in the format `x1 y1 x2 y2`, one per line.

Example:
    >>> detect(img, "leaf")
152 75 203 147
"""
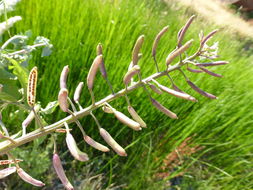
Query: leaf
0 91 18 102
41 101 58 115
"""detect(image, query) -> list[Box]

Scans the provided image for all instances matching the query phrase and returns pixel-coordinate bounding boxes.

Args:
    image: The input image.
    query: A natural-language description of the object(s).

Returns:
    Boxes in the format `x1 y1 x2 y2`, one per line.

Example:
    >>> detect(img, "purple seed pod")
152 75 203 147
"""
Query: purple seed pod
172 84 186 94
127 106 147 128
177 15 195 47
58 88 69 112
157 83 197 102
0 167 16 179
187 67 203 73
27 67 38 107
74 82 84 103
201 29 218 47
166 39 193 66
151 98 178 119
152 26 169 57
196 61 229 67
123 65 140 85
17 168 45 187
96 43 107 79
66 132 89 162
186 80 217 99
102 105 114 114
199 67 223 78
132 35 144 66
84 135 110 152
53 153 74 190
60 65 69 89
87 55 103 90
99 128 127 157
22 105 40 128
148 83 163 94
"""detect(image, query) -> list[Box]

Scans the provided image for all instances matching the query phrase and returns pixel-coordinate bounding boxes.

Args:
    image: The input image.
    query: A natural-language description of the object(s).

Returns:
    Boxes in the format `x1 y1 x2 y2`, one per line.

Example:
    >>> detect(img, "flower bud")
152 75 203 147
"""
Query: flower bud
84 135 110 152
96 43 107 79
127 106 147 128
60 65 69 89
132 35 144 66
87 55 103 90
123 65 140 85
186 80 217 99
0 167 16 179
17 168 45 187
53 153 74 190
58 88 69 112
113 110 141 131
74 82 84 103
151 98 178 119
99 128 127 156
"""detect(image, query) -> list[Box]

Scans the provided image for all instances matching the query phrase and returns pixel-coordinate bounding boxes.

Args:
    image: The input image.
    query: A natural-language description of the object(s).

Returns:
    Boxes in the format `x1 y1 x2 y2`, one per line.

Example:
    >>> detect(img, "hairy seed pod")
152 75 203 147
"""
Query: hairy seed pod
17 168 45 187
58 88 69 112
99 128 127 156
187 67 203 73
128 53 142 71
177 15 195 47
201 29 218 47
151 98 178 119
113 110 141 131
96 43 107 79
199 67 223 77
22 105 40 128
132 35 144 66
157 83 197 102
60 65 69 89
166 39 193 65
186 80 217 99
148 83 163 94
66 132 89 161
84 135 110 152
123 65 140 85
53 153 74 190
87 55 103 90
102 105 114 113
196 61 229 67
74 82 84 103
152 26 169 57
0 167 16 179
27 67 38 107
127 106 146 128
0 159 22 166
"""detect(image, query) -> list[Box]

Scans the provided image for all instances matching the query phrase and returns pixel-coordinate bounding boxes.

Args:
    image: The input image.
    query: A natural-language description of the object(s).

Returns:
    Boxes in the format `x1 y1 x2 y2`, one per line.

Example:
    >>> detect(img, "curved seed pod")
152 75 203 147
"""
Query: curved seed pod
151 98 178 119
22 105 40 128
127 106 146 128
186 80 217 99
53 153 74 190
172 84 186 94
0 159 22 166
84 135 110 152
187 67 203 73
166 39 193 65
66 132 89 162
17 168 45 187
60 65 69 89
199 67 223 77
148 83 163 94
96 43 107 79
27 67 38 107
99 128 127 156
201 29 218 47
196 61 229 67
87 55 103 90
123 65 140 85
132 35 144 66
156 83 197 102
74 82 84 103
128 53 142 71
0 167 16 179
102 105 114 113
58 88 69 112
113 109 141 131
152 26 169 57
177 15 195 47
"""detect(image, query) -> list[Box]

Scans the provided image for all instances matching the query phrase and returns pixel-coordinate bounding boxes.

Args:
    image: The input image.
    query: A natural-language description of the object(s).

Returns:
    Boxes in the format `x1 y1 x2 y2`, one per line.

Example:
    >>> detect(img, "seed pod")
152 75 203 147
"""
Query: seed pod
172 84 186 94
27 67 38 107
102 105 114 114
58 88 69 112
74 82 84 103
201 29 218 47
60 65 69 89
96 43 107 79
148 83 163 94
87 55 103 90
151 98 178 119
132 35 144 66
84 135 110 152
113 109 141 131
66 132 89 162
53 153 74 190
123 65 140 85
166 39 193 65
127 106 146 128
152 26 169 57
177 15 195 47
0 167 16 179
0 159 22 166
199 67 223 78
187 67 203 73
128 53 142 71
99 128 127 156
186 80 217 99
17 168 45 187
196 61 229 67
56 128 72 133
157 83 197 102
22 105 40 128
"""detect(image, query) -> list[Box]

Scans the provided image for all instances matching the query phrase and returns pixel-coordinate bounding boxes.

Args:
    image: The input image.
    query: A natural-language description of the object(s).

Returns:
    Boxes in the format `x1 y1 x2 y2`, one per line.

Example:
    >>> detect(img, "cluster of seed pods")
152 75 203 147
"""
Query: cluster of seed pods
0 15 229 188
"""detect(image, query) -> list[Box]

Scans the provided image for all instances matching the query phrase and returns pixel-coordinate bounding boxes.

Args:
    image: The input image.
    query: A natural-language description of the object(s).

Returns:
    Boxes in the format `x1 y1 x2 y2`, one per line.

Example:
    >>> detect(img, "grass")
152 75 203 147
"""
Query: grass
2 0 253 189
